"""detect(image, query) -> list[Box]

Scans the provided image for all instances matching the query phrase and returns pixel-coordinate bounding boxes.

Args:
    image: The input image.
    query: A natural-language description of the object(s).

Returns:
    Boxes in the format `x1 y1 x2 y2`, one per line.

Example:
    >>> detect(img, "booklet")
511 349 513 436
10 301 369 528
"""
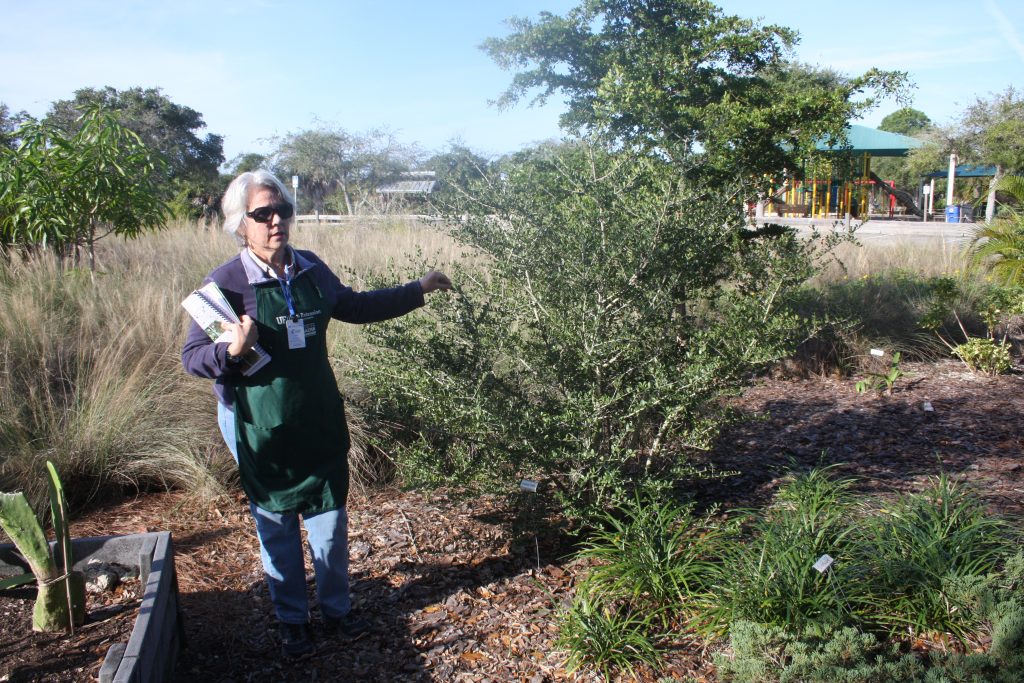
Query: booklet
182 282 271 376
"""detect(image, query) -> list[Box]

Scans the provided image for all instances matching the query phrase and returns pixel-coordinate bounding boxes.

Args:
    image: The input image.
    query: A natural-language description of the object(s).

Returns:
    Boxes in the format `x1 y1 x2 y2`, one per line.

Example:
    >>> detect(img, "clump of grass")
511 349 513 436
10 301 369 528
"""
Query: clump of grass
558 468 1023 679
811 239 969 285
577 495 722 628
851 475 1015 643
556 592 664 680
706 467 860 634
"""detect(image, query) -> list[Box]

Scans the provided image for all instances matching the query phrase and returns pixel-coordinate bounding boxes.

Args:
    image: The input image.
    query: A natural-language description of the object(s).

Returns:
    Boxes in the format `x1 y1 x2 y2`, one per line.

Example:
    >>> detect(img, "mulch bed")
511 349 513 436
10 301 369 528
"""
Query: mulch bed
1 360 1021 682
0 578 142 683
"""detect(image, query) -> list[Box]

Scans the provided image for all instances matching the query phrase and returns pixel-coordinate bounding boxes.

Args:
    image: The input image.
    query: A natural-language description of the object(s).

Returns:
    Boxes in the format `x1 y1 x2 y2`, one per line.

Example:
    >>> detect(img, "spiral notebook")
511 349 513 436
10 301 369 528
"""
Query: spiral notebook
182 282 271 376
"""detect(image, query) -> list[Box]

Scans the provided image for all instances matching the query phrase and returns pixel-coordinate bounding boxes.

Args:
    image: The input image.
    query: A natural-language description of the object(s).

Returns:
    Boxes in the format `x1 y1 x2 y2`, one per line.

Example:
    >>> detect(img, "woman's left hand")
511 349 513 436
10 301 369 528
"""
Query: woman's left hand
419 270 453 294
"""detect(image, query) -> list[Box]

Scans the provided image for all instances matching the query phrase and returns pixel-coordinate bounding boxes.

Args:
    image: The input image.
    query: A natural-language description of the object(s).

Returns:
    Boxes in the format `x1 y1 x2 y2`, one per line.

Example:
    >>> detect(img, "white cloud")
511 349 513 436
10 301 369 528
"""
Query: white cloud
814 42 1000 74
986 0 1024 63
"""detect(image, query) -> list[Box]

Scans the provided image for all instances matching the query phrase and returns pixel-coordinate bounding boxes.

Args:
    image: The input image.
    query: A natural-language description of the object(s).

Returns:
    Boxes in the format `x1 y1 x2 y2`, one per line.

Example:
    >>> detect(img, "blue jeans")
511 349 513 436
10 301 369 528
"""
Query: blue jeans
218 401 351 624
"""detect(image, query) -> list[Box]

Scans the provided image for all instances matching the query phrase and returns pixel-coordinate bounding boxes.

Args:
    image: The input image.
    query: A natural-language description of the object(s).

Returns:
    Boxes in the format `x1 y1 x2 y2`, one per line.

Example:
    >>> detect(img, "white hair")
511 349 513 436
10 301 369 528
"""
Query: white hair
221 170 296 243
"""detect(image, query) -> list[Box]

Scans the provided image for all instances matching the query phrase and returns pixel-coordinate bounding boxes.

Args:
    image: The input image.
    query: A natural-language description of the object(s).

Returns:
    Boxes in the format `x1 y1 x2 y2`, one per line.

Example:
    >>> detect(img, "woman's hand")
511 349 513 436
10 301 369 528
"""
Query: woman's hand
222 314 258 358
419 270 453 294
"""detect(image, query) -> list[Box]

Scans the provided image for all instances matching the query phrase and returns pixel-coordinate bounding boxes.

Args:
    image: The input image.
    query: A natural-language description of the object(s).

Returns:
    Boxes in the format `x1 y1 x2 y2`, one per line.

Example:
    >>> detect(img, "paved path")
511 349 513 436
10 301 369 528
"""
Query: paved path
753 216 978 246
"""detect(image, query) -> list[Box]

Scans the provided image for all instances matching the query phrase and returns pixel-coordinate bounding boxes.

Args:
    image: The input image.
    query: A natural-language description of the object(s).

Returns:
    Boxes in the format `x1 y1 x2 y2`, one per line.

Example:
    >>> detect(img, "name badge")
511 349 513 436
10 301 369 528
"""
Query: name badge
286 319 306 349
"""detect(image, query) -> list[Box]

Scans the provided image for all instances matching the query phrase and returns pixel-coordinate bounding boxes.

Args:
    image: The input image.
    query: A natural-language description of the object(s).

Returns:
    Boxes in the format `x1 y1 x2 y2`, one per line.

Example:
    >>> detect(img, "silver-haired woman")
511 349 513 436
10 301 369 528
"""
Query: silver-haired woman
182 169 451 658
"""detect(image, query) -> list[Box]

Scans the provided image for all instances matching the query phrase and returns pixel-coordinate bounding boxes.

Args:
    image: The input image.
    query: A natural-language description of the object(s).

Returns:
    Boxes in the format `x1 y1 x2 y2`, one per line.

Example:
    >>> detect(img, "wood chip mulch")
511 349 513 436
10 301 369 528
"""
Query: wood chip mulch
2 359 1021 682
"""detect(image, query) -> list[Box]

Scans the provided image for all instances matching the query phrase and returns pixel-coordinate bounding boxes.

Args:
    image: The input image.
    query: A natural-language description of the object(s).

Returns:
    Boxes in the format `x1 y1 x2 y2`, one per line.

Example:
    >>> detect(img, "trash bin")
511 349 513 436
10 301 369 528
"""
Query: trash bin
945 205 961 223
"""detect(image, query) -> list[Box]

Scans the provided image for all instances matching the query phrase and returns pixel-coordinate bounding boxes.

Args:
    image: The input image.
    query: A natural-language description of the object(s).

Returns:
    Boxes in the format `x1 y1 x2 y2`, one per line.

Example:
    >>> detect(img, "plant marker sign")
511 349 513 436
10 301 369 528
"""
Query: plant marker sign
813 554 835 574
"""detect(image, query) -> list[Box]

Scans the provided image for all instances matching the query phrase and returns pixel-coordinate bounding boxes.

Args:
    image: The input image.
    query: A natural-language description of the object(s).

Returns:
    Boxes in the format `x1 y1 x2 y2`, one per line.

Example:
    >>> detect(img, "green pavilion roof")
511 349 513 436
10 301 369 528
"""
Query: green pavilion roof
924 164 998 178
815 125 924 157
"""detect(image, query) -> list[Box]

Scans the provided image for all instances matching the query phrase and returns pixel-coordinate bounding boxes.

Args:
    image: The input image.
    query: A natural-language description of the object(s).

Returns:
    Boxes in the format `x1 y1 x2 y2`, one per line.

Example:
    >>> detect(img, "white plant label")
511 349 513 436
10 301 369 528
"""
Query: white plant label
813 554 835 573
520 479 538 493
870 348 885 357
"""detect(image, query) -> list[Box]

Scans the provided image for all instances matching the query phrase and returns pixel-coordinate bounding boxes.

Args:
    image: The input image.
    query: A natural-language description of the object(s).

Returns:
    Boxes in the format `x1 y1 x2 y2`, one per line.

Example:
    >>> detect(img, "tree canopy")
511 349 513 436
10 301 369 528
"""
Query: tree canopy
878 107 932 136
958 88 1024 174
0 104 31 150
44 87 224 195
422 142 491 200
483 0 908 186
272 127 419 214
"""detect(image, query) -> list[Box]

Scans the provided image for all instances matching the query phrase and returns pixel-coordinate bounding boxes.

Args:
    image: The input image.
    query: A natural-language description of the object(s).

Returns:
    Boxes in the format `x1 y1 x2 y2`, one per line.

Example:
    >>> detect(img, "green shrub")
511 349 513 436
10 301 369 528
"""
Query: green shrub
952 337 1012 374
922 279 1021 373
357 142 837 520
714 621 925 683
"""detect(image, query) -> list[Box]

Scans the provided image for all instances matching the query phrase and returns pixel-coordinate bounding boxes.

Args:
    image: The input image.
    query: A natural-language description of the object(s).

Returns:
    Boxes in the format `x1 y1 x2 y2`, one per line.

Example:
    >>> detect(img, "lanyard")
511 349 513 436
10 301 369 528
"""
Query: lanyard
278 263 298 321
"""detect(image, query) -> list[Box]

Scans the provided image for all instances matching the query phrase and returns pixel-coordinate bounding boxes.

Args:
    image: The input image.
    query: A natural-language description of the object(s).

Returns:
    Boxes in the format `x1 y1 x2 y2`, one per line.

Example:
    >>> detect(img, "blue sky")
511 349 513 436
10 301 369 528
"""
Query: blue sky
2 1 1021 164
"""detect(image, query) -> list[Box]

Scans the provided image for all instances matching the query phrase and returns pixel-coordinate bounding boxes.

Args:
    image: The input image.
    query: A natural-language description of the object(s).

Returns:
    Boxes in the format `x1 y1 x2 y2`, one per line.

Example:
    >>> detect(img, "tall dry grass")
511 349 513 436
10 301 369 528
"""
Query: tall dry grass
813 238 971 285
0 218 461 511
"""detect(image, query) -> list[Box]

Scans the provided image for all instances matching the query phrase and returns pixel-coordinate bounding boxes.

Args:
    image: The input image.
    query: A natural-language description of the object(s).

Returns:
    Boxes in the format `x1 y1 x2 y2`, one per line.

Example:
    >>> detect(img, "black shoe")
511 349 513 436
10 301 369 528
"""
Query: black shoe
279 622 315 659
322 612 370 639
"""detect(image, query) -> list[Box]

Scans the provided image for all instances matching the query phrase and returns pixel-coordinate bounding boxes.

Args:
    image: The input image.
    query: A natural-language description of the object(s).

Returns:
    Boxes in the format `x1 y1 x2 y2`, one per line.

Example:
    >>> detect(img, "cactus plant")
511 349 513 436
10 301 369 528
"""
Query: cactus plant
0 461 85 632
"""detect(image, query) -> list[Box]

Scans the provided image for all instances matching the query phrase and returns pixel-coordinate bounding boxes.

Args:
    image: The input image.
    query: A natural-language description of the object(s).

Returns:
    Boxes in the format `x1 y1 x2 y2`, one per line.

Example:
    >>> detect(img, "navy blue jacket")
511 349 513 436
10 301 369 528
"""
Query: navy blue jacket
181 247 424 405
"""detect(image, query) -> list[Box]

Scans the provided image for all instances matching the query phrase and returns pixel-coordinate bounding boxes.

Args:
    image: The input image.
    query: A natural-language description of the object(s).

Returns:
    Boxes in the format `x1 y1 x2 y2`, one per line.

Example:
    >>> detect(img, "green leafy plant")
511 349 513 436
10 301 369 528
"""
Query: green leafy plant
855 351 904 395
556 592 663 681
714 620 925 683
969 175 1024 286
705 467 860 635
0 461 85 632
922 278 1017 375
952 337 1012 375
358 142 840 521
0 104 168 268
576 494 722 628
851 475 1014 642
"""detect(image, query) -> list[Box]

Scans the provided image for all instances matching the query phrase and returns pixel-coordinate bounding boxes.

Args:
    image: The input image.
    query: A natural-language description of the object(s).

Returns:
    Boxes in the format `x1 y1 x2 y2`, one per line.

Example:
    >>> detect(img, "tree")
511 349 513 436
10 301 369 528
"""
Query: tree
483 0 908 188
870 108 933 190
0 104 32 150
227 152 268 175
44 87 224 217
0 107 168 268
273 127 418 215
960 88 1024 222
423 142 491 200
878 107 932 136
272 129 349 214
907 89 1024 220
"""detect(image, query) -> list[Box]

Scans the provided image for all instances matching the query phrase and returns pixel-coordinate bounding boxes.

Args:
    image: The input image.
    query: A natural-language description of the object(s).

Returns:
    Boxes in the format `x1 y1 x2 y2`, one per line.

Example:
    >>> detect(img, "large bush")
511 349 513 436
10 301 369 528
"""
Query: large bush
356 142 840 519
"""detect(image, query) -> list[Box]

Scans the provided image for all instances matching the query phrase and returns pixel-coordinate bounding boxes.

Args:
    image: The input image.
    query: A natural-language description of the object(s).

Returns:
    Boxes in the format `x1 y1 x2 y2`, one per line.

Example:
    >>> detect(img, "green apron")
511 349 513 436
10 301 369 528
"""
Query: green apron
231 271 350 514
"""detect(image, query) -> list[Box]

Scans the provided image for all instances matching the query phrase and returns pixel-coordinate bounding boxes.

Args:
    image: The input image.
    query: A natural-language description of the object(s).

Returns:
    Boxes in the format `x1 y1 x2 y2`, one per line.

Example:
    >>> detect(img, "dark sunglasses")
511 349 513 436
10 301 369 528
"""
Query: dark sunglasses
246 203 294 223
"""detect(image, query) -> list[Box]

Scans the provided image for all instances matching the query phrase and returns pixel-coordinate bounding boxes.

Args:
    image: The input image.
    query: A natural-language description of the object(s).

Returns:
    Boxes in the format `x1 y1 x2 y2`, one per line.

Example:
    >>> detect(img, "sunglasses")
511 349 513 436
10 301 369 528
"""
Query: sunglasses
246 203 294 223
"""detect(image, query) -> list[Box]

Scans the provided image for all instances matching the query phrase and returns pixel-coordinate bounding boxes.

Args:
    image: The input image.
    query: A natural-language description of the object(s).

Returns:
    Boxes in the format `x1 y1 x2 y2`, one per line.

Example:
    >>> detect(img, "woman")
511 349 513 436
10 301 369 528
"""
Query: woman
182 169 451 658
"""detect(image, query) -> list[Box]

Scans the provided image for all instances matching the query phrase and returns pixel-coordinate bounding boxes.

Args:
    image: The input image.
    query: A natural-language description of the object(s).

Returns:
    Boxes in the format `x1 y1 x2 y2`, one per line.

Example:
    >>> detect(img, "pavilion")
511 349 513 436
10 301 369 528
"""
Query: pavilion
771 125 923 219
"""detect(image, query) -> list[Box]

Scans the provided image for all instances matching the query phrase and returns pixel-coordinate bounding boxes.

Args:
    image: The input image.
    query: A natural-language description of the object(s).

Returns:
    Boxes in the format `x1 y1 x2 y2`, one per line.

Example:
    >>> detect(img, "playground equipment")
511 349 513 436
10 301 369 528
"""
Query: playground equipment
769 125 924 219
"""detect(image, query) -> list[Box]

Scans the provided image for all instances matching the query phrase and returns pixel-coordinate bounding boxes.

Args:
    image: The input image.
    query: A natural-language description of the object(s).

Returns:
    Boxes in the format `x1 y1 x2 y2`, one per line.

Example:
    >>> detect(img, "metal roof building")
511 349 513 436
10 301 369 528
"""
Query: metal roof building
376 171 439 195
815 125 924 157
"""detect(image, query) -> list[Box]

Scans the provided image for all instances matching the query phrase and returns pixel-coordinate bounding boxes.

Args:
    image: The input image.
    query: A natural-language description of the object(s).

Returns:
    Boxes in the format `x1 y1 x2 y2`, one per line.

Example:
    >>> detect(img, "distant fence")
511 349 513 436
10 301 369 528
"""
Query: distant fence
295 214 443 224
